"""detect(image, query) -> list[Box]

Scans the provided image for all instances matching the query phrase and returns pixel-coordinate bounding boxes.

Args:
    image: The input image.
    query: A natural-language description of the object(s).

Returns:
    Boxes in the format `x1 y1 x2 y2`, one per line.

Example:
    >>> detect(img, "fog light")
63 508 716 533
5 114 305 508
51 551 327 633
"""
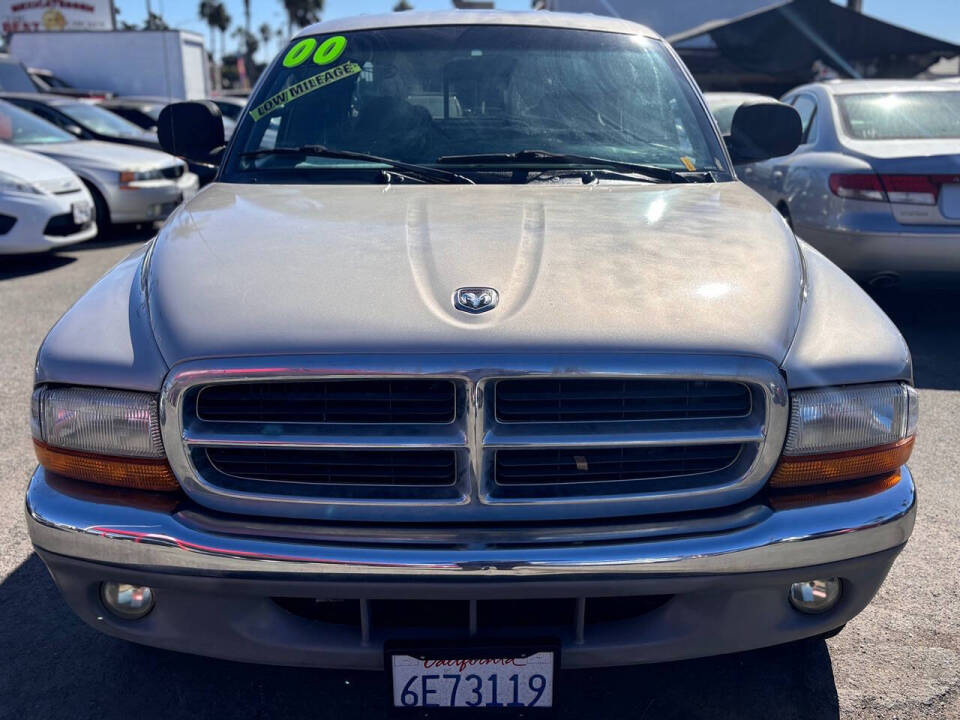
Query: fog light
101 582 155 620
789 578 842 614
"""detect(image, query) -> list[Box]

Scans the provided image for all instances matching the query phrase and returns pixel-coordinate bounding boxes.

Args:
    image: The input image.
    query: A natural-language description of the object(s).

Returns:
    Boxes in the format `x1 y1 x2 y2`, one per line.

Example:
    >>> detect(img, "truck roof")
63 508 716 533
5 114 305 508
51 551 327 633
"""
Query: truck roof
294 10 658 40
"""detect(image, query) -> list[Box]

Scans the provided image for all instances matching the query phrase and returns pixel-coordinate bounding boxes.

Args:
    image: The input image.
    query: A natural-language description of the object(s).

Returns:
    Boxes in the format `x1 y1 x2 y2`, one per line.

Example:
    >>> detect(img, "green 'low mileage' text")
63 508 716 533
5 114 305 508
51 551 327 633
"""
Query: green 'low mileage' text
249 61 362 121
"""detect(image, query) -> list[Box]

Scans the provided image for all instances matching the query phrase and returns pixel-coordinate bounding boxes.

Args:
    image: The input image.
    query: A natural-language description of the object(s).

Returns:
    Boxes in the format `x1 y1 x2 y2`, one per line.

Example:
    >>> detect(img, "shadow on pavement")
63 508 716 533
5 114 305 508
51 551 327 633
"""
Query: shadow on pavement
0 553 839 720
0 253 76 280
67 226 156 251
867 279 960 391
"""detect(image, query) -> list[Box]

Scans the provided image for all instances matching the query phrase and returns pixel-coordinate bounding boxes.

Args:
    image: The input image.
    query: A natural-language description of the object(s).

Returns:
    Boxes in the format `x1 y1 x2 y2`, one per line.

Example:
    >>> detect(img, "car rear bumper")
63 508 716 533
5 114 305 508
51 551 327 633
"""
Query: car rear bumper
796 222 960 275
26 466 916 668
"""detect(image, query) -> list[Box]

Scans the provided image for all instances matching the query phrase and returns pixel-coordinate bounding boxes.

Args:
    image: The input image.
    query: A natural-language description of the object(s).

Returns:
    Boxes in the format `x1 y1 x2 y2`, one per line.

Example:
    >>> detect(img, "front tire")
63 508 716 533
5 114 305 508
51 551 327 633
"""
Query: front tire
82 181 111 238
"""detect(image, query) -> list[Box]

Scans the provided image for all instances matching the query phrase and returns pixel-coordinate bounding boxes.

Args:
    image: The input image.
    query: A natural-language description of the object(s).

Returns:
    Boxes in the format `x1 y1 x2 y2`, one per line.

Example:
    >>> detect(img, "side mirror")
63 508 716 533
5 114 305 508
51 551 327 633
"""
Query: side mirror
64 124 83 137
157 100 225 165
726 101 801 164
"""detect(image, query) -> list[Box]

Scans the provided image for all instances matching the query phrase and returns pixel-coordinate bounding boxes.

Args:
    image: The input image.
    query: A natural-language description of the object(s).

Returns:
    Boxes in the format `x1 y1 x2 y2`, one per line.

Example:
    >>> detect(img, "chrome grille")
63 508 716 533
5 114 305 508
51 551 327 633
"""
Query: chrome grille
161 164 185 179
161 355 788 523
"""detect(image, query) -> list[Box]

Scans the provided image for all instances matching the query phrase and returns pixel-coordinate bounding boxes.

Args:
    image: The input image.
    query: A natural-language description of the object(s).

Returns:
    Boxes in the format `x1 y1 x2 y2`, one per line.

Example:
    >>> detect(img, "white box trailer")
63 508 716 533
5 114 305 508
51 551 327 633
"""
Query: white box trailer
9 30 209 99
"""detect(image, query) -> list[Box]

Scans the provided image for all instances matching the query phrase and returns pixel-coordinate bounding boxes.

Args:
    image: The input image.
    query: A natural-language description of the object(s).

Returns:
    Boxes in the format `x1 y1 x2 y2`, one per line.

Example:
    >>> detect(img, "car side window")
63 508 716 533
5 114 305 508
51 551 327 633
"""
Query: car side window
790 94 818 145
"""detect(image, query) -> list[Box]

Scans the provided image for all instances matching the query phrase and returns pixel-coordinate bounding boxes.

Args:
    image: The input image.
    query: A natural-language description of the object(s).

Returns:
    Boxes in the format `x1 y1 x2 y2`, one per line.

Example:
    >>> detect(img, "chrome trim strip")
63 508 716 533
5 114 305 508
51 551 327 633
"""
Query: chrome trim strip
483 418 764 448
26 466 916 577
159 354 788 522
182 425 467 449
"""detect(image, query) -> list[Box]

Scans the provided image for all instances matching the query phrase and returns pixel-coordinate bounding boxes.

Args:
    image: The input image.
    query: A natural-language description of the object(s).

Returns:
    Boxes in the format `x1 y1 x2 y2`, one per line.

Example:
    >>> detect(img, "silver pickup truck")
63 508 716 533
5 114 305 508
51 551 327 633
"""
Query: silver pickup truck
26 11 917 711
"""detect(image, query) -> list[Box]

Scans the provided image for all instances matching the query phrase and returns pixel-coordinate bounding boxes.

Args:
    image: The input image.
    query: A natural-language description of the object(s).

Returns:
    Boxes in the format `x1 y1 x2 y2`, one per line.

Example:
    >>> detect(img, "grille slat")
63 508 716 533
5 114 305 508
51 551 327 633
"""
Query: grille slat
197 379 456 424
206 448 457 486
496 445 741 485
496 379 751 423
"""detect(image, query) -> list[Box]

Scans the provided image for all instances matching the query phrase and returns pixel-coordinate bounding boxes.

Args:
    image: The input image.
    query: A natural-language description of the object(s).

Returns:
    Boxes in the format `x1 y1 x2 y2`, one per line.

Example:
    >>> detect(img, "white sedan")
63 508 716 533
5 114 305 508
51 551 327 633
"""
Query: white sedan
0 143 96 254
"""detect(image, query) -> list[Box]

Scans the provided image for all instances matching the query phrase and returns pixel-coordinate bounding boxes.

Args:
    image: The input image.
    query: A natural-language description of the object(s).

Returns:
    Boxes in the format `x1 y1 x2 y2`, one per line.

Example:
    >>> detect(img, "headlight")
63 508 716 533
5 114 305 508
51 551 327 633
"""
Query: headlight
119 168 164 187
769 382 918 489
31 386 179 491
0 171 43 195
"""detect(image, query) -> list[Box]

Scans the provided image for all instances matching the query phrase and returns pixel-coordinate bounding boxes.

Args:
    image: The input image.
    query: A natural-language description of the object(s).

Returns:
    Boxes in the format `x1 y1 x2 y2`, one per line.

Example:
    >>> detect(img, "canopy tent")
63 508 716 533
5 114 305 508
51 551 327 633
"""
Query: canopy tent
542 0 960 96
541 0 778 40
670 0 960 94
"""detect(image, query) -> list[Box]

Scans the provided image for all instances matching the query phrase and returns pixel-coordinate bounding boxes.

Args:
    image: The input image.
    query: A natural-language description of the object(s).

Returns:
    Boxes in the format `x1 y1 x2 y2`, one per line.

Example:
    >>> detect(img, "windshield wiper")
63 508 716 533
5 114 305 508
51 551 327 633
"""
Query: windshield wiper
239 145 474 184
437 149 695 184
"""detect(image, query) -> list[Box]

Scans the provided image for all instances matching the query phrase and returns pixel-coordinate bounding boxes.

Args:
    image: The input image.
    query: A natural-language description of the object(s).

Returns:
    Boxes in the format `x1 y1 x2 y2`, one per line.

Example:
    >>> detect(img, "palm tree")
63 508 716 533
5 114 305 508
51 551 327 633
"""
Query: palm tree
210 2 231 90
212 1 231 60
199 0 218 57
282 0 323 37
259 22 276 59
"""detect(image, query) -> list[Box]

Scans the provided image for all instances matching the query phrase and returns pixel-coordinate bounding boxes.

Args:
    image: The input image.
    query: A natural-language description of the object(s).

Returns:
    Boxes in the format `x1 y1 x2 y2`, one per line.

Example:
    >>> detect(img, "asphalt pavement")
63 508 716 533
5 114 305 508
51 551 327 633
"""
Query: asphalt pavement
0 235 957 719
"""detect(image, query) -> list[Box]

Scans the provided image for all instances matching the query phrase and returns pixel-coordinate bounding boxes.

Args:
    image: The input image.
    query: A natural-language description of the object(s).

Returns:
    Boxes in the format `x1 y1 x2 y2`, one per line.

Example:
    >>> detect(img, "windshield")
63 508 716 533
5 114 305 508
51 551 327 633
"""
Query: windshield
60 101 147 138
223 25 727 183
836 91 960 140
0 99 75 145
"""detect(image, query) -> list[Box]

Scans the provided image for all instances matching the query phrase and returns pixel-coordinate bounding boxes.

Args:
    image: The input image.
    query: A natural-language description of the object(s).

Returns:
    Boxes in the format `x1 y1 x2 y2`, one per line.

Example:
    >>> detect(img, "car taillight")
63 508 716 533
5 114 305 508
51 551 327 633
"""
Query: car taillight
768 383 918 490
880 175 938 205
828 173 886 202
830 173 960 205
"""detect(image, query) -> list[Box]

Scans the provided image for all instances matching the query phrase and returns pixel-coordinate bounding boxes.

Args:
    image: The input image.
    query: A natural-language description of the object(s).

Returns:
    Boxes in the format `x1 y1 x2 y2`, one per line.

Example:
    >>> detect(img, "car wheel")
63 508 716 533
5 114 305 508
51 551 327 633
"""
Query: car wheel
82 181 111 238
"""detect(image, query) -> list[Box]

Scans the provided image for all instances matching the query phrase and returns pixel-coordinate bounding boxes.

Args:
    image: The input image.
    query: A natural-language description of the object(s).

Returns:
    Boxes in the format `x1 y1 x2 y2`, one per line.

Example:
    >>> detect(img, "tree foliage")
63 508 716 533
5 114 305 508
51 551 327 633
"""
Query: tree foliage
283 0 324 32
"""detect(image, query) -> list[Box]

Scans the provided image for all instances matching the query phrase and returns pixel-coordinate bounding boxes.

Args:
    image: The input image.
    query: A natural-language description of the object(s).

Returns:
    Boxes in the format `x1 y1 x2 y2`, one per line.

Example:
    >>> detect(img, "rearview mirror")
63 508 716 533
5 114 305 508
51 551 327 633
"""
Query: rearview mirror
726 101 801 164
157 100 225 165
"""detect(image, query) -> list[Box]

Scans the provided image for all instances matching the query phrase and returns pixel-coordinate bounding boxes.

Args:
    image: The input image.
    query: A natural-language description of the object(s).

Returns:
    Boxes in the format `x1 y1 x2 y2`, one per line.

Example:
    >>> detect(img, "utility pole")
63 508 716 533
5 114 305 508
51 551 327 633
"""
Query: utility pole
847 0 863 12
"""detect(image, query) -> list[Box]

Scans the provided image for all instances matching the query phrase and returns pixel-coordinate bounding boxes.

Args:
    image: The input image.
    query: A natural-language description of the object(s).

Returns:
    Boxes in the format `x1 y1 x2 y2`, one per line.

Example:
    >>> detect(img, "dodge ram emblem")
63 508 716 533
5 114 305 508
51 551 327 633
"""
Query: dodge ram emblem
454 287 499 314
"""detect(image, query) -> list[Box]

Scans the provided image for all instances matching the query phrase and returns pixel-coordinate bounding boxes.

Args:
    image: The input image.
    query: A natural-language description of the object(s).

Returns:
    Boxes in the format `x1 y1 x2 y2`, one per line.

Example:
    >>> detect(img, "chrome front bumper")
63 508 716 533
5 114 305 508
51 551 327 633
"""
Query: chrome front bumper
26 466 916 581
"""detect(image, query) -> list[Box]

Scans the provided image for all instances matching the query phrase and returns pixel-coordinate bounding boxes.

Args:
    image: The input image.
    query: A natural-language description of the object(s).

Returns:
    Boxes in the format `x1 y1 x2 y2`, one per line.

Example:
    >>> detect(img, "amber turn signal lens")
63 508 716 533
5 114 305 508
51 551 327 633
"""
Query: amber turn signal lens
34 440 180 492
768 436 914 489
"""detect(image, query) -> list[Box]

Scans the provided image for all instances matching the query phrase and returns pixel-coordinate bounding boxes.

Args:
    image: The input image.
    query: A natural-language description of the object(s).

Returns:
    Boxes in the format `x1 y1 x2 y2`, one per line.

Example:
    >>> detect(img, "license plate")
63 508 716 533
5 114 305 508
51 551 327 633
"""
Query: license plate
72 201 92 225
390 647 556 709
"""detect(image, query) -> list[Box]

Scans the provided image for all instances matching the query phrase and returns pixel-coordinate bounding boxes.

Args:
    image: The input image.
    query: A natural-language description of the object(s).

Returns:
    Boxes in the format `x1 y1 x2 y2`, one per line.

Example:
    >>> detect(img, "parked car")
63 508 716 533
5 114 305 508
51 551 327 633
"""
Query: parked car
0 53 36 93
27 67 113 99
210 96 247 122
0 99 198 231
729 79 960 283
103 96 237 139
96 97 172 132
25 13 916 712
0 143 96 253
704 91 777 135
1 93 216 184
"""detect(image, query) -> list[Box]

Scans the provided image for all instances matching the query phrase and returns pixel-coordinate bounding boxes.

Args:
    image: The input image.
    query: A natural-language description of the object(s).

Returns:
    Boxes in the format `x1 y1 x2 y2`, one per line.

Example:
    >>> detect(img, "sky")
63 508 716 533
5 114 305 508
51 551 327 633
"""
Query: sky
112 0 960 63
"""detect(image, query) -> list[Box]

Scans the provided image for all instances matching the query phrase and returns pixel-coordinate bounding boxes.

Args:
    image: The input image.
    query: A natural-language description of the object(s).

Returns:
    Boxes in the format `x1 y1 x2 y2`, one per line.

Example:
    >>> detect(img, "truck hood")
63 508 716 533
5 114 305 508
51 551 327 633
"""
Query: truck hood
147 182 803 364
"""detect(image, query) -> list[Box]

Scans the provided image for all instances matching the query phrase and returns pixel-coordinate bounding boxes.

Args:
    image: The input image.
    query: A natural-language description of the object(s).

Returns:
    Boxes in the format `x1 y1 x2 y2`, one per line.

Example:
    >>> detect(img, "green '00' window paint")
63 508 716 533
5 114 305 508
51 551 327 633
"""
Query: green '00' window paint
283 38 317 67
282 35 347 68
313 35 347 66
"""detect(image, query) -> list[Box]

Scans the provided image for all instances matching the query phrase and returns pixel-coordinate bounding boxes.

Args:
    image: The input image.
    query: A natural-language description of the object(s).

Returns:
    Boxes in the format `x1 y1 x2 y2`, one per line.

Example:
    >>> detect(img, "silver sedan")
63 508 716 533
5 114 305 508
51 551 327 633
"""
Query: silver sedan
712 81 960 284
0 99 197 231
